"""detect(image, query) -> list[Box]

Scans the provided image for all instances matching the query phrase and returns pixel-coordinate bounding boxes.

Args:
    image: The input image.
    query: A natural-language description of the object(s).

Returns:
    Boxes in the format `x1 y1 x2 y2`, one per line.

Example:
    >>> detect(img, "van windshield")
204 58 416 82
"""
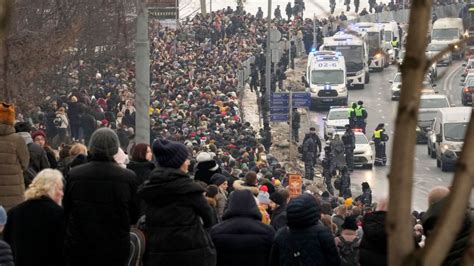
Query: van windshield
444 123 468 141
324 45 364 72
311 70 344 85
432 28 459 40
367 32 381 56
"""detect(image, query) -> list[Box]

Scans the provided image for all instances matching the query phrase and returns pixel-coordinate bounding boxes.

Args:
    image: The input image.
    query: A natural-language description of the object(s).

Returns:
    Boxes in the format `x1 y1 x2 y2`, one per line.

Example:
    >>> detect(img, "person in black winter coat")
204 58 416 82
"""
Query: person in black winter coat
270 193 340 266
0 206 14 266
339 166 352 199
15 122 50 186
269 189 290 231
127 143 155 186
138 139 216 266
210 189 275 266
64 128 140 266
79 108 97 145
0 240 13 266
359 210 387 266
355 182 372 206
68 97 82 141
4 169 65 266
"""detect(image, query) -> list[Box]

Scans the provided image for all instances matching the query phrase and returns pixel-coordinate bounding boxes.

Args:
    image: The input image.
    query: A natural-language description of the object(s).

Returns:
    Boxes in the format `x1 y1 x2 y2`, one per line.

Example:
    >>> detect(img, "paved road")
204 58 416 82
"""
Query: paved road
306 61 470 211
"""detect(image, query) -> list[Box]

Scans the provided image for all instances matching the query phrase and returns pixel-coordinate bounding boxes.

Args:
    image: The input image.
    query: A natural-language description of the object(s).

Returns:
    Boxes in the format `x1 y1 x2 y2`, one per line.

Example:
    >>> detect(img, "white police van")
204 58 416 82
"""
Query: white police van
351 22 388 72
320 31 370 89
305 50 348 107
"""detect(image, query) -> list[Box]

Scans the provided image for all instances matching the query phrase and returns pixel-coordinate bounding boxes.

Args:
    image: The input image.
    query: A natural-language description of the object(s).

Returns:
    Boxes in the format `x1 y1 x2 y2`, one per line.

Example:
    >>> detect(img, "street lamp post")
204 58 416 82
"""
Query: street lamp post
265 0 272 124
135 0 150 145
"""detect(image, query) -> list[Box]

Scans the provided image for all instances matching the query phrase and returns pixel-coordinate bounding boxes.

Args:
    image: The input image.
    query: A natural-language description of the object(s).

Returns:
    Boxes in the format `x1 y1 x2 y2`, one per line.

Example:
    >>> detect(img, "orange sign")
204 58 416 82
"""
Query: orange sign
288 174 302 198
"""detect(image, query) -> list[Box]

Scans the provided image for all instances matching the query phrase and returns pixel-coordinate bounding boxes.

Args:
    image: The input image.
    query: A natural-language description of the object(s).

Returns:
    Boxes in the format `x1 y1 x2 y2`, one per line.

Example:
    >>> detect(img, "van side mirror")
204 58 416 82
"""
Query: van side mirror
389 80 393 84
436 134 442 143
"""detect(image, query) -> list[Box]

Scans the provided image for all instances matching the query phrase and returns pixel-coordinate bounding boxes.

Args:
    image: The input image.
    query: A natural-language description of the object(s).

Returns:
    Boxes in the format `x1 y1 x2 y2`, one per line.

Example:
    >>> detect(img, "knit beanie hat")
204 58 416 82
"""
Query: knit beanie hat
152 139 189 169
31 130 47 140
88 127 120 160
210 173 227 186
0 103 15 126
0 206 6 225
257 191 270 205
287 194 321 229
342 215 359 231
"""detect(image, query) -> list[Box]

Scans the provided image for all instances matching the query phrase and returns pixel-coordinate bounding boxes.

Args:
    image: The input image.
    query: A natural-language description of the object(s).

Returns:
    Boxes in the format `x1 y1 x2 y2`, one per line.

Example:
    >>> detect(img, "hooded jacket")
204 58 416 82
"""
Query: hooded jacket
422 198 472 266
138 167 216 266
270 194 340 266
0 124 29 210
210 190 275 266
359 211 387 266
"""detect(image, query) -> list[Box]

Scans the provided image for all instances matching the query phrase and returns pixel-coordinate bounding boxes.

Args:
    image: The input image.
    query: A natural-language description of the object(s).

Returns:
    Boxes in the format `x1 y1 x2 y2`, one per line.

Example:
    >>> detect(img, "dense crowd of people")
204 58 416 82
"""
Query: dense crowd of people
0 0 471 265
0 105 471 265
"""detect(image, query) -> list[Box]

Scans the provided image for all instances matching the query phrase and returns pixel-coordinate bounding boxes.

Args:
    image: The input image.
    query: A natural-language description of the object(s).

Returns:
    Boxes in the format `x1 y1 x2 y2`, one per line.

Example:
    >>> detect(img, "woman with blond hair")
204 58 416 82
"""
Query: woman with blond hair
3 169 65 266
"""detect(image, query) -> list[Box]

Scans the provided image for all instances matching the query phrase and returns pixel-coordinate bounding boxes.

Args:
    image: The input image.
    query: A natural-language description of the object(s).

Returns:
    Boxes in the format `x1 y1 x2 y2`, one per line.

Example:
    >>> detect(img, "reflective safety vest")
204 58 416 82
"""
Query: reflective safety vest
391 40 398 47
374 129 383 139
355 106 364 117
348 108 355 117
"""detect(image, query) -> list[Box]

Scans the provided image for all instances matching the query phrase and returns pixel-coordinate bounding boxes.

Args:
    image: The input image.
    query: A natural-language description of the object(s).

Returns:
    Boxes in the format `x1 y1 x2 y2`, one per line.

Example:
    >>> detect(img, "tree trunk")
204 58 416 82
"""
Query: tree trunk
387 0 432 265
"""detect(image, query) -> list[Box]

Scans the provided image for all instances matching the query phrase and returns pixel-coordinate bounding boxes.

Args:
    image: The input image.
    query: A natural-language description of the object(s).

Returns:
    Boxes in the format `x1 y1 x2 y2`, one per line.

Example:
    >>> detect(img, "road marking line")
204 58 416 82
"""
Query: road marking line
425 167 430 171
443 63 463 95
381 116 385 119
438 178 442 181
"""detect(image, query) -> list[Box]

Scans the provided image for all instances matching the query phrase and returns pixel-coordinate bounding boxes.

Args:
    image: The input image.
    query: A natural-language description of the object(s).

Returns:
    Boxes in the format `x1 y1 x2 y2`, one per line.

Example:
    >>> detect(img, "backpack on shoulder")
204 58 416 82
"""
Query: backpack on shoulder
337 236 360 266
128 227 146 266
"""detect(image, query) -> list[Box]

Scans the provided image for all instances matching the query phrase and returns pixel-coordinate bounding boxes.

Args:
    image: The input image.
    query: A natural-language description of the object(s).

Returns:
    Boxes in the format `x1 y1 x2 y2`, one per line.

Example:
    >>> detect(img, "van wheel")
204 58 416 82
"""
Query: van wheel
430 147 436 159
365 73 370 84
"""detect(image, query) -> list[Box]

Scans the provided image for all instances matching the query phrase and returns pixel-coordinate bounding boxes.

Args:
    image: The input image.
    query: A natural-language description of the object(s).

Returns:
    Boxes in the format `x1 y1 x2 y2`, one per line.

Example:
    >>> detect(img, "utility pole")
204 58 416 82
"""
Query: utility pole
288 31 292 69
313 14 317 50
200 0 207 16
265 0 272 124
135 0 150 145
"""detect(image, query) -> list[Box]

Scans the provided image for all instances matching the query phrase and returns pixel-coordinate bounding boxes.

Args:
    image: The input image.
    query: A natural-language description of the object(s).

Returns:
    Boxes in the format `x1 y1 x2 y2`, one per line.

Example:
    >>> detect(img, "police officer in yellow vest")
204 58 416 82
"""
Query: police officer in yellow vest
372 123 389 166
348 102 357 129
391 37 399 57
355 100 368 133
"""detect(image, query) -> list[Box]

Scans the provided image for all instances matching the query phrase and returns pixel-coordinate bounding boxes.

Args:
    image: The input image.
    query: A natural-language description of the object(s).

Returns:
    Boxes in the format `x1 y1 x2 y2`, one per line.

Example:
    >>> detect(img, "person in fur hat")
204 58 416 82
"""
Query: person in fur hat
0 103 29 210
